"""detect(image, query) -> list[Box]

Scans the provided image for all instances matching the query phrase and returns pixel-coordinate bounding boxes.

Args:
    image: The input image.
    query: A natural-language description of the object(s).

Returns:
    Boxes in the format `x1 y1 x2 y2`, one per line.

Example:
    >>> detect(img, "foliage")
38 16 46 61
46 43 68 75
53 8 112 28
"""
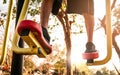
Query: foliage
113 4 120 20
54 59 66 70
41 63 51 74
0 12 6 26
27 0 41 16
112 4 120 33
3 0 6 4
23 56 36 74
31 0 41 4
24 57 35 69
112 4 120 62
0 0 120 74
95 67 117 75
27 7 40 16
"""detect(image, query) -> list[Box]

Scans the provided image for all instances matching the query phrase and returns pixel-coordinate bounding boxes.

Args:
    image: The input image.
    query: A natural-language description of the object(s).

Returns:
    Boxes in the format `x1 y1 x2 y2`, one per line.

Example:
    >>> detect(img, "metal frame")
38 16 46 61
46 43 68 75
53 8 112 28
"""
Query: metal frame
0 0 14 64
88 0 112 65
0 0 112 66
12 0 47 57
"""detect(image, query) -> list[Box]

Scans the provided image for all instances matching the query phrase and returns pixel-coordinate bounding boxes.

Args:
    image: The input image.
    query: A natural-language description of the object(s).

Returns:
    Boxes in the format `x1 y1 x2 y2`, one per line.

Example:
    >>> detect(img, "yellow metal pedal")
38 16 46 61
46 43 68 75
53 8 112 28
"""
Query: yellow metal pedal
20 29 47 58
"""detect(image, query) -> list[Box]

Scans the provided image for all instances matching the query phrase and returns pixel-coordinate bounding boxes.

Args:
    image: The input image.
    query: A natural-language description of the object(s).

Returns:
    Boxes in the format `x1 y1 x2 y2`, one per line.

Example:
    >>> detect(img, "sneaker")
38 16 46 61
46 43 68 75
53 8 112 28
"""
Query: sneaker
42 27 50 43
85 42 97 53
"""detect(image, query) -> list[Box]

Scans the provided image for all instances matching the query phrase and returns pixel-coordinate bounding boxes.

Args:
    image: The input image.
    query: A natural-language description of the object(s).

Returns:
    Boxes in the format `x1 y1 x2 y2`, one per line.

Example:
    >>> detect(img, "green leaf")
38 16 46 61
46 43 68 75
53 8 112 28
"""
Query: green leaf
31 0 35 3
3 0 6 4
37 0 41 3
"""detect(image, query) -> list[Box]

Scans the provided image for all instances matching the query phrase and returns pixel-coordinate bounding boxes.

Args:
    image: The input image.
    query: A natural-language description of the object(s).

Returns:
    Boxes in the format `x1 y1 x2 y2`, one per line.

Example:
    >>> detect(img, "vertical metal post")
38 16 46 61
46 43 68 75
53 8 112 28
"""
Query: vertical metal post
11 0 24 75
89 0 112 65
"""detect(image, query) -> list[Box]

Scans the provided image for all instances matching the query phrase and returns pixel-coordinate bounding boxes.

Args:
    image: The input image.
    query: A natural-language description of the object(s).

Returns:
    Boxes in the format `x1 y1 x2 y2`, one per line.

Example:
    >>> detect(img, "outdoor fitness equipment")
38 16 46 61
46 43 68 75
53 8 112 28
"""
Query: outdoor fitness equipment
82 0 112 66
0 0 111 68
0 0 14 65
12 0 52 57
0 0 52 65
17 20 52 57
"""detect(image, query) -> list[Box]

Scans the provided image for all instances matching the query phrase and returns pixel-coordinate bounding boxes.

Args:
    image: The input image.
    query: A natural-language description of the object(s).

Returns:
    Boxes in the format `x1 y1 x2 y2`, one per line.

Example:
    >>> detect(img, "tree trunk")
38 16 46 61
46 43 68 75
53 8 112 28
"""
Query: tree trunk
112 29 120 58
57 9 72 75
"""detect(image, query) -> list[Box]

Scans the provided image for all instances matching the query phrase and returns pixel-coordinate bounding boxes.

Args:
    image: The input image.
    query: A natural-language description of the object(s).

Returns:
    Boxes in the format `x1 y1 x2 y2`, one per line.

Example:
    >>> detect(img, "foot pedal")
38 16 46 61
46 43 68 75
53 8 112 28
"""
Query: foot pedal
17 20 52 57
82 52 99 63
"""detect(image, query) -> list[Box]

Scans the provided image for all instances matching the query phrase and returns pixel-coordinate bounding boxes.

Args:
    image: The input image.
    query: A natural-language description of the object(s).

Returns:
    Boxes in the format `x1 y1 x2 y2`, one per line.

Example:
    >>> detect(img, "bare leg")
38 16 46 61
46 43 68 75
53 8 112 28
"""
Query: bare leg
82 1 98 63
83 13 94 42
39 0 54 42
83 13 96 52
40 0 54 28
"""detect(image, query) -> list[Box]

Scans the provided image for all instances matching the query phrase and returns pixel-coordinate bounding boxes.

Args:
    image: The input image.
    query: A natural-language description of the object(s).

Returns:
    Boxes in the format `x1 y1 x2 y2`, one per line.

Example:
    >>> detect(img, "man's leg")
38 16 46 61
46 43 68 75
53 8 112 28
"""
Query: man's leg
40 0 54 42
40 0 54 28
83 13 94 42
83 13 96 52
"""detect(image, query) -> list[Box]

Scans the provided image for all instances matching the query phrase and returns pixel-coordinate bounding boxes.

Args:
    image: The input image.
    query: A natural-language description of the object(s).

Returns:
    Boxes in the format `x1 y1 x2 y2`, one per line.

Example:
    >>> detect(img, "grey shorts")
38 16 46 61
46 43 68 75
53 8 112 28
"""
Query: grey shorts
67 0 94 15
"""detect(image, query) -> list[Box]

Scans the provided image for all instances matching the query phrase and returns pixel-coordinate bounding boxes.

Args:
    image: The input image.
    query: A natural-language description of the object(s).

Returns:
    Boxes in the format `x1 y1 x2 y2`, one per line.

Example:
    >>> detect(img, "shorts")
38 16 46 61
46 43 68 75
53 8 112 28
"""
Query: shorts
52 0 62 15
67 0 94 15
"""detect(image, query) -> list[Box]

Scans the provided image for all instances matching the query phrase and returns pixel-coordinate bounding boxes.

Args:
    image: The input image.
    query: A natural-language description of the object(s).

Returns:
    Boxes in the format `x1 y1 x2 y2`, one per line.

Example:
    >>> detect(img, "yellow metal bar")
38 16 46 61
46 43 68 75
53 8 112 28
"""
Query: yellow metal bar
88 0 112 65
12 0 30 53
20 31 47 57
12 0 47 57
0 0 14 65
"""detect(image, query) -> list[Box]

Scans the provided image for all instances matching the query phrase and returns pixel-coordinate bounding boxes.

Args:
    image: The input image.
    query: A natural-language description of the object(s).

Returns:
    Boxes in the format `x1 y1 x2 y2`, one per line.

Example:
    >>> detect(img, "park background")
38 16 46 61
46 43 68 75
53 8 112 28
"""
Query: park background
0 0 120 75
